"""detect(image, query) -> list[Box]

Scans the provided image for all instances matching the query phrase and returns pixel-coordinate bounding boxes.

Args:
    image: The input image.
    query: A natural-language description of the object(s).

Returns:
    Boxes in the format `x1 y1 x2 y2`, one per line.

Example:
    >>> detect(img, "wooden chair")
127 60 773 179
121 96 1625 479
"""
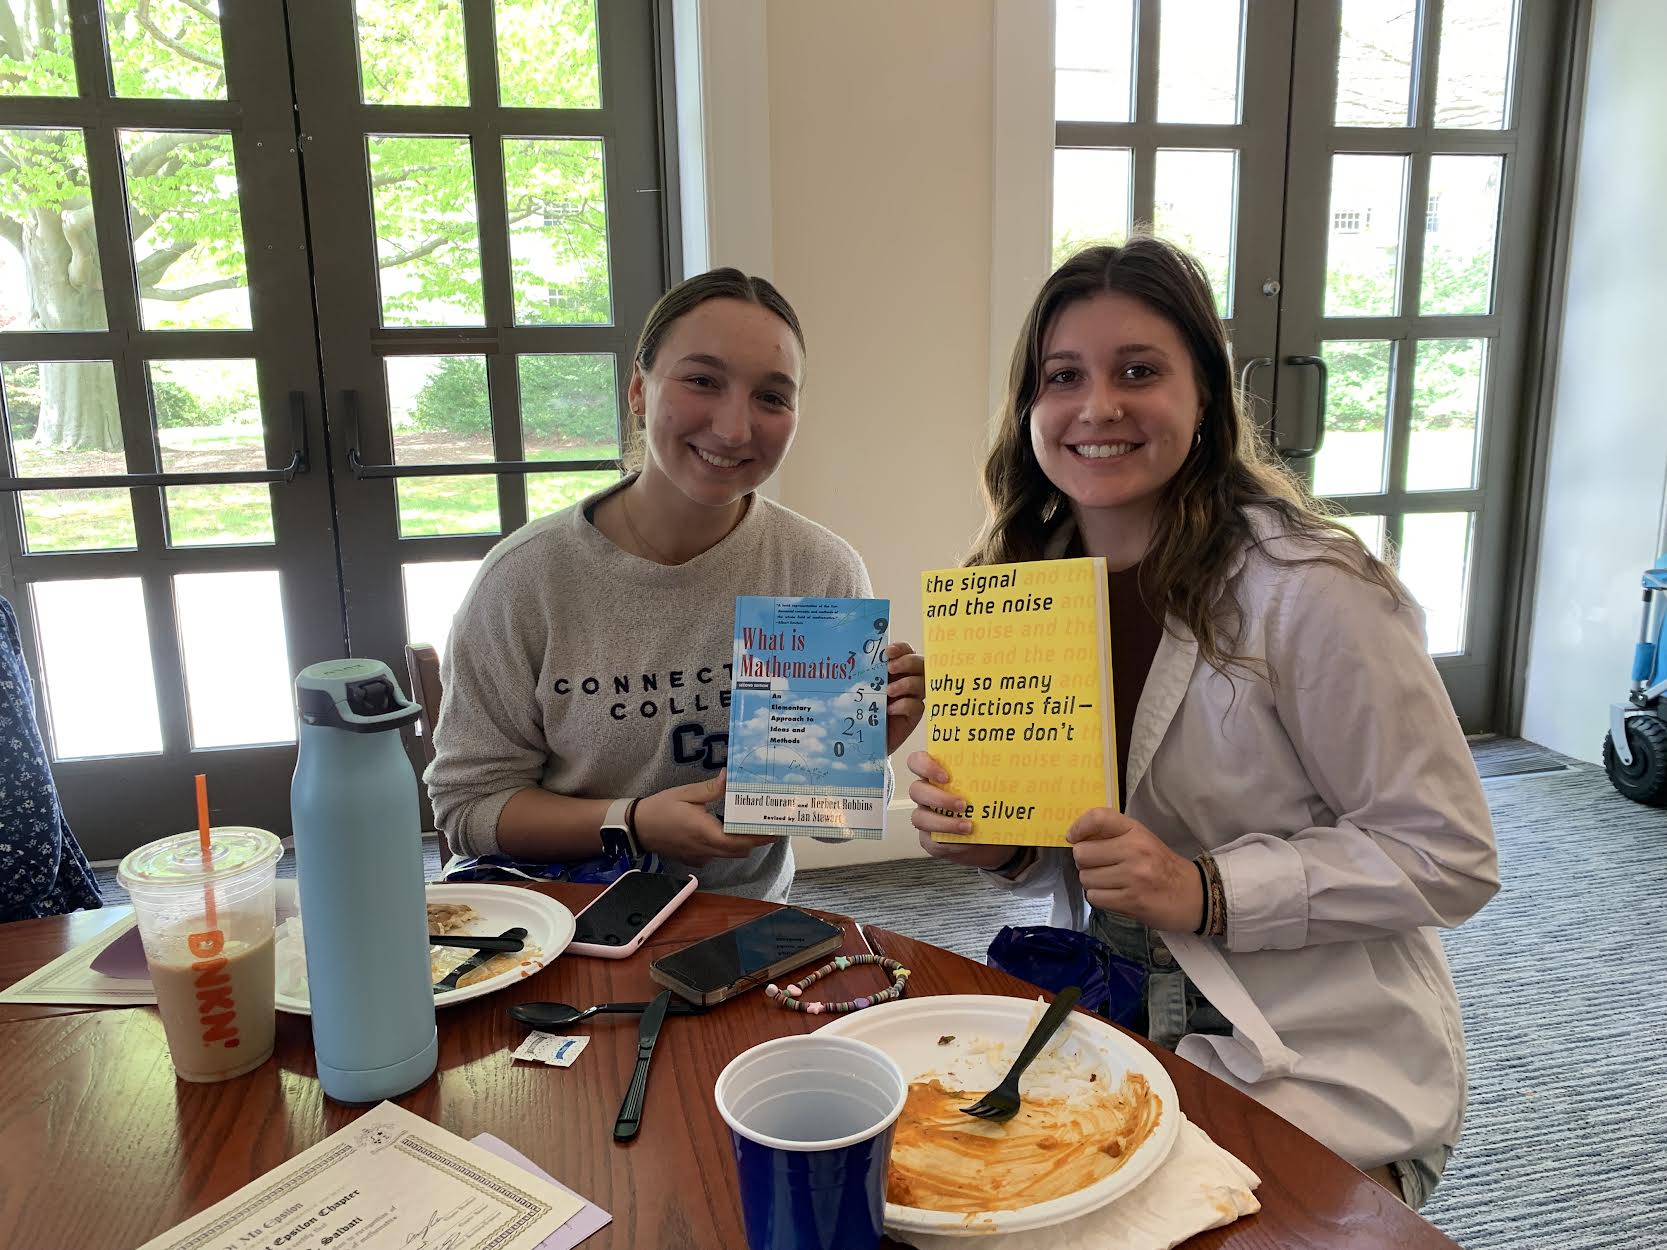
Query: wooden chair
403 643 451 866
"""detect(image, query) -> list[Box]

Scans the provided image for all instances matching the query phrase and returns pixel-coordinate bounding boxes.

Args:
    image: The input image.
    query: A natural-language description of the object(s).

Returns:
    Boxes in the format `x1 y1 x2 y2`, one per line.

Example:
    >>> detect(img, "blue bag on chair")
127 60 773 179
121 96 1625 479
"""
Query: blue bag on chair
986 924 1145 1029
440 850 662 885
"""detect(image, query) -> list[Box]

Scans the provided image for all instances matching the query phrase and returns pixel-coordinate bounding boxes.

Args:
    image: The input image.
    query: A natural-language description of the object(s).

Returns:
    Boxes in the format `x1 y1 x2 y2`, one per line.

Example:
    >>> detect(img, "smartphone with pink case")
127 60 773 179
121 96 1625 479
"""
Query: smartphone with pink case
567 870 698 959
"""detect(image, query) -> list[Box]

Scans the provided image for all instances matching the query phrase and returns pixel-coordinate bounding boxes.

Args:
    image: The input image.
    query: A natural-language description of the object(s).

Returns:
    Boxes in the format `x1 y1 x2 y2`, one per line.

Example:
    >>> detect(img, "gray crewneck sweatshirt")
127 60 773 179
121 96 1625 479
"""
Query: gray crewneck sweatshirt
425 476 874 900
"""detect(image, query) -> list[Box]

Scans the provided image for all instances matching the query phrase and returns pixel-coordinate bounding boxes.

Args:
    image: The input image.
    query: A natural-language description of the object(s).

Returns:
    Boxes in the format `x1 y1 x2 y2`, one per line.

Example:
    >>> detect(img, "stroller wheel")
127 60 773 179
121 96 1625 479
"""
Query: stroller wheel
1604 716 1667 806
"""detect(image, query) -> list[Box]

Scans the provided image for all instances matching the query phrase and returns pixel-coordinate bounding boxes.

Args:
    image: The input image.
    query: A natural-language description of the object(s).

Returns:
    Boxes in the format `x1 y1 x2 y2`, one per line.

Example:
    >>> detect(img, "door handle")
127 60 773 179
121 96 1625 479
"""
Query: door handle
0 391 311 491
1280 355 1328 460
1238 356 1274 400
341 389 620 479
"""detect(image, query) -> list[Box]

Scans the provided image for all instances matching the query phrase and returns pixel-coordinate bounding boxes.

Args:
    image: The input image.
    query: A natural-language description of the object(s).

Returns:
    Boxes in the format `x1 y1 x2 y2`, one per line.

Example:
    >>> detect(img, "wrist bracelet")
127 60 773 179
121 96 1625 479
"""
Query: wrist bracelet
1193 858 1211 936
1195 852 1228 939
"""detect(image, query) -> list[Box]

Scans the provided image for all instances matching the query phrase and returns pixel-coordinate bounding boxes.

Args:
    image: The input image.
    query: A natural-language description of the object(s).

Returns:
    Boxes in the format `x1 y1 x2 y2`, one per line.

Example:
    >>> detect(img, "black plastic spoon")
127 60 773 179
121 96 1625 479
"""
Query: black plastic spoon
509 999 705 1029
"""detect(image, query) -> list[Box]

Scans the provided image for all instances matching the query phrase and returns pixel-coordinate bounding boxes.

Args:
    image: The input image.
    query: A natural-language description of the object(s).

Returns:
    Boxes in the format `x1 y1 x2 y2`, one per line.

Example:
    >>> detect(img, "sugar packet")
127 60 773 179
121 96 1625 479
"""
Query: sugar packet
512 1032 589 1067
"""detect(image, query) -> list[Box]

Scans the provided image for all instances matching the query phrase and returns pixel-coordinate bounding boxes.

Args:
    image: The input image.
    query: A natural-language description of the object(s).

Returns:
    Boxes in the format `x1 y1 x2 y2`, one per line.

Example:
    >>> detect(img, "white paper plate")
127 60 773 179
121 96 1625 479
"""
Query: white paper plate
273 880 574 1016
820 994 1180 1237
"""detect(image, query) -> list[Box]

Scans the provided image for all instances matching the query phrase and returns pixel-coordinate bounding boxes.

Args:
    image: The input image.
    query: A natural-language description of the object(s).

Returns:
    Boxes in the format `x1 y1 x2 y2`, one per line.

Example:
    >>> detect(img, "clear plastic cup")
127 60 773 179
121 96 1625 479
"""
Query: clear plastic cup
117 826 283 1083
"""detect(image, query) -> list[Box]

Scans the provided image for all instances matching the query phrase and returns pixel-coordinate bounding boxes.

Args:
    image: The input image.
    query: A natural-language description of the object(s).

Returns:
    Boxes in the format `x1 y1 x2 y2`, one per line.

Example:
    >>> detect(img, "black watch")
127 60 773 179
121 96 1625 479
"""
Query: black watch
600 796 641 861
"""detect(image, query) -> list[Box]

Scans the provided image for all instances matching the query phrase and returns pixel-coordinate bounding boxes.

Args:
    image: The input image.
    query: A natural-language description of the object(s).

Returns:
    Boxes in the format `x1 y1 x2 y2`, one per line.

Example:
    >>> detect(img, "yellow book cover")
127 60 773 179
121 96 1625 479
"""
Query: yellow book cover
920 558 1116 847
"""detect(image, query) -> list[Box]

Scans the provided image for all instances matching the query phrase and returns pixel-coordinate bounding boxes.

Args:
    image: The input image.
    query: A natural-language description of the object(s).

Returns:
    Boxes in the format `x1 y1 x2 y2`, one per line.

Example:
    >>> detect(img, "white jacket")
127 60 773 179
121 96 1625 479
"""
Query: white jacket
992 510 1499 1169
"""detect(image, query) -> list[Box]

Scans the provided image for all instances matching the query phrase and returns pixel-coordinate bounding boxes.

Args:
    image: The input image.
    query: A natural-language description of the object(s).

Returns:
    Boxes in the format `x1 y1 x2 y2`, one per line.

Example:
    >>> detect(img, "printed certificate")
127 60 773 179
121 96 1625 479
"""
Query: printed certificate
138 1101 584 1250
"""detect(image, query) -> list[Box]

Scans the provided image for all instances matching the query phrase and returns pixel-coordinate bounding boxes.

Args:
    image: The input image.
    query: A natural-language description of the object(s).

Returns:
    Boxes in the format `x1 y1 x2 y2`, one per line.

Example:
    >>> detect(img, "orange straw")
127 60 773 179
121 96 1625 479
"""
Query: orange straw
195 773 217 930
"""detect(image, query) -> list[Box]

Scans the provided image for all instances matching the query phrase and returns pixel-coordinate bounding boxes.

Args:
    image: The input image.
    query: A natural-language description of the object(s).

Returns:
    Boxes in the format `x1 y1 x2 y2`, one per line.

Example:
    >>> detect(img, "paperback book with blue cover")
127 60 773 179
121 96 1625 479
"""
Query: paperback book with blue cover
723 596 890 838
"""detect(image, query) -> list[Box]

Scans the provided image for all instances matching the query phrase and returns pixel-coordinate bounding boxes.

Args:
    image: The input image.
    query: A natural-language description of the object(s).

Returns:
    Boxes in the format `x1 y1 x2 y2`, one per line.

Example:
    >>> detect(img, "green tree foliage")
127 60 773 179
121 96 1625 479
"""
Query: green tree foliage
408 353 618 446
0 0 609 450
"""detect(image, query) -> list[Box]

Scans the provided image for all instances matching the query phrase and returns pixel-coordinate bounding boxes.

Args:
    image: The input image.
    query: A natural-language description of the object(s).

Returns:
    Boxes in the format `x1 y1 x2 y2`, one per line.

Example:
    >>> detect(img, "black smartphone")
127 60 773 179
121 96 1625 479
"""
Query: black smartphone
648 907 845 1006
568 870 697 959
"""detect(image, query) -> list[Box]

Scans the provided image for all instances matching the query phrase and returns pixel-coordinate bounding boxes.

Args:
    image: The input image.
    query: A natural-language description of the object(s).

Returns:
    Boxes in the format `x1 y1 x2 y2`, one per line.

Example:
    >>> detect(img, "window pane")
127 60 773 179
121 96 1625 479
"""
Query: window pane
1408 338 1487 492
496 0 600 109
403 560 481 661
151 359 273 546
0 0 77 96
1157 0 1244 124
32 578 164 757
503 138 611 326
386 355 496 537
518 353 618 461
0 129 109 332
175 571 295 748
397 477 500 538
1324 154 1408 317
1434 0 1517 130
527 469 618 520
1334 0 1416 127
103 0 228 100
1420 155 1502 316
1338 513 1386 559
368 135 486 328
1054 0 1134 123
355 0 469 107
1399 512 1474 655
1052 148 1131 269
1154 149 1238 318
2 360 136 552
121 129 252 331
1313 340 1393 497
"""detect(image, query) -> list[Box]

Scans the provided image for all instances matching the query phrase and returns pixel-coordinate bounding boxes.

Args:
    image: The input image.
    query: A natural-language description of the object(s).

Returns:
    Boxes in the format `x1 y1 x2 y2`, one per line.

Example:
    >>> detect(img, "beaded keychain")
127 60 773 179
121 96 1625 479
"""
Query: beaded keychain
764 954 911 1015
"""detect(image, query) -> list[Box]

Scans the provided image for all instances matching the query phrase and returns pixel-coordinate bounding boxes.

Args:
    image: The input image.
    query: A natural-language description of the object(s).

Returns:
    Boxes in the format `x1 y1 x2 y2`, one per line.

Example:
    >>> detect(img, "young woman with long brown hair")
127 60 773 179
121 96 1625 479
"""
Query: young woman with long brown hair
908 238 1496 1205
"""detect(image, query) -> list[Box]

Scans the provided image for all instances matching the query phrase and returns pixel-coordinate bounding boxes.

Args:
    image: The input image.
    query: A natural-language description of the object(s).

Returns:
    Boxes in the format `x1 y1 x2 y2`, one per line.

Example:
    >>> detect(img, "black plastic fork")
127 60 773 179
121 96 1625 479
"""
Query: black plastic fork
959 985 1083 1122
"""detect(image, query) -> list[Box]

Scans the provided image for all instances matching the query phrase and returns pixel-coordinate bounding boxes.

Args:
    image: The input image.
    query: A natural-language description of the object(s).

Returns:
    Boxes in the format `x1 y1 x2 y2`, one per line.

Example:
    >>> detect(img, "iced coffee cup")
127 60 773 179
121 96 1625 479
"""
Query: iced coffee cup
117 827 283 1083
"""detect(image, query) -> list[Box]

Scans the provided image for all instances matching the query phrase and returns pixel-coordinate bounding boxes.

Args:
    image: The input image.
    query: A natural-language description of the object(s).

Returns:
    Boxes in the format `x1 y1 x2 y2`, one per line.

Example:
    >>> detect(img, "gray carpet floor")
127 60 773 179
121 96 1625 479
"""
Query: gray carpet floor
792 745 1667 1250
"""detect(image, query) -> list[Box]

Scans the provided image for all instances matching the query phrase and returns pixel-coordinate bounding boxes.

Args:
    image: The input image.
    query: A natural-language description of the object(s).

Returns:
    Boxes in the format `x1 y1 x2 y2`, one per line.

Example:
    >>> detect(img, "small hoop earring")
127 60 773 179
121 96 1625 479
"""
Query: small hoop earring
1192 427 1203 449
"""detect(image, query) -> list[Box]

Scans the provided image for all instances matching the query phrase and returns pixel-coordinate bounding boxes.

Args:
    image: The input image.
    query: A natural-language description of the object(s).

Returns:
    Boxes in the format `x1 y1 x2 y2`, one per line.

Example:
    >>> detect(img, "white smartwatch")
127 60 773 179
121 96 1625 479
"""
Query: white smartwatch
600 796 642 862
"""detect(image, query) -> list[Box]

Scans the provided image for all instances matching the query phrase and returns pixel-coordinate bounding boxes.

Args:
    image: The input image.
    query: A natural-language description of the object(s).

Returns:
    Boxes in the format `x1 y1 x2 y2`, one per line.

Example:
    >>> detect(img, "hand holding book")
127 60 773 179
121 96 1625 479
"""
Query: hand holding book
904 750 1024 872
637 770 775 865
883 642 927 753
1067 809 1206 933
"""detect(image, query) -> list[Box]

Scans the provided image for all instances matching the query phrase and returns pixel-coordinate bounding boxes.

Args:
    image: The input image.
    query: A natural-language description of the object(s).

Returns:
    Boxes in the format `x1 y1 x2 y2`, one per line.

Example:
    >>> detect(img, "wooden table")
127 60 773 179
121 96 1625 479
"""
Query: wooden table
0 885 1458 1249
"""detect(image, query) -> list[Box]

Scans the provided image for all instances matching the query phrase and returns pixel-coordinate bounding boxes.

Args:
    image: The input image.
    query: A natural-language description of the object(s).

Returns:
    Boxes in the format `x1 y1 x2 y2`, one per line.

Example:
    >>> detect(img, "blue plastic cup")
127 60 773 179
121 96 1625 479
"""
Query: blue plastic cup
715 1034 907 1250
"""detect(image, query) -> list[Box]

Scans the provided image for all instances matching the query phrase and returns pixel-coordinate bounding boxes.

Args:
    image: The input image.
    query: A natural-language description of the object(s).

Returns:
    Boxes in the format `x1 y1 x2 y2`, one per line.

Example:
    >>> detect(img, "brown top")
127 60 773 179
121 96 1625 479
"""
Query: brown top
1107 560 1164 806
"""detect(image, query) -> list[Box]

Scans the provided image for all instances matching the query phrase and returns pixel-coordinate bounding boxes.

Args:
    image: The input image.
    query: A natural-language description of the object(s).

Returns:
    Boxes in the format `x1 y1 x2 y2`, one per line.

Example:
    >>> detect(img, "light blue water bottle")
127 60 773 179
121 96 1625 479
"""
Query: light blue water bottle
292 659 438 1103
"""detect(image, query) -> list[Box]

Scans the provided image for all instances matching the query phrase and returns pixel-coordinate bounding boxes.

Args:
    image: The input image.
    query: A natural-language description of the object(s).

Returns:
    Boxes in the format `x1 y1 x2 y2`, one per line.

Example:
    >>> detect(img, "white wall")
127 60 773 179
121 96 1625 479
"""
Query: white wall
1521 0 1667 761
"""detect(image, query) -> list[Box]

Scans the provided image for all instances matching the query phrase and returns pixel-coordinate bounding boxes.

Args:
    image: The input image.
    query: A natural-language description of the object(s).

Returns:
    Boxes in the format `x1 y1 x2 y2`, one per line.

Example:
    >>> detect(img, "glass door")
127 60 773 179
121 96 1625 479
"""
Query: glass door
1052 0 1295 413
1279 0 1560 726
287 0 666 802
0 0 343 857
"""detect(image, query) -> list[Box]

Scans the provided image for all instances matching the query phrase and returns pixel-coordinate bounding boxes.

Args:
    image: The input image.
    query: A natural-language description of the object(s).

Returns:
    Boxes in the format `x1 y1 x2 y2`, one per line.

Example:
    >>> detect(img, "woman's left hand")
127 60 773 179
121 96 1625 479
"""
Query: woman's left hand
1068 810 1205 933
884 642 926 754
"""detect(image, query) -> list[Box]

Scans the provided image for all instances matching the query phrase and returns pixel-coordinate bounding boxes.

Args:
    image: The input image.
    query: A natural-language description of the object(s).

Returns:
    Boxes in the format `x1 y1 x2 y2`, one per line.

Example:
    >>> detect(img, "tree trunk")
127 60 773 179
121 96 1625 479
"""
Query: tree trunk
33 361 122 454
22 205 123 453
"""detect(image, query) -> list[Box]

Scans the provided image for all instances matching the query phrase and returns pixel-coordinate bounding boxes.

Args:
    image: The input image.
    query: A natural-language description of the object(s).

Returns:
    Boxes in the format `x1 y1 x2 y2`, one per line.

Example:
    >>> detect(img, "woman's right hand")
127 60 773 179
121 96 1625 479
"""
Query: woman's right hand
634 770 776 866
907 750 1020 870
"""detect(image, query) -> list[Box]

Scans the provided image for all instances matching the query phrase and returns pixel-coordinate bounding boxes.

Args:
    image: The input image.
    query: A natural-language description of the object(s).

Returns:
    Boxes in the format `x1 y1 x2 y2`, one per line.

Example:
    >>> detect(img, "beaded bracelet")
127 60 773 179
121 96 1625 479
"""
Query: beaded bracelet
764 954 912 1015
1193 852 1228 939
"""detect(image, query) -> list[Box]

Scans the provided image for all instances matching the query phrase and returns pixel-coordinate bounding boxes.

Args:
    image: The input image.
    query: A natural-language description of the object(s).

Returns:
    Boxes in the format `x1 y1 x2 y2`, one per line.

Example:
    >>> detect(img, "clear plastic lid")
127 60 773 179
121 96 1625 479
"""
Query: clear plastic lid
117 826 283 891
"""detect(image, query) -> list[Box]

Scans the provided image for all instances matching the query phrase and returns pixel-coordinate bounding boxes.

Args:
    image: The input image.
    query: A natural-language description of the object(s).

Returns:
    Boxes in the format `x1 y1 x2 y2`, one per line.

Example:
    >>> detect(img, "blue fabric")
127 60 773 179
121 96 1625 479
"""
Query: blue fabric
985 923 1145 1029
439 849 661 885
0 595 101 922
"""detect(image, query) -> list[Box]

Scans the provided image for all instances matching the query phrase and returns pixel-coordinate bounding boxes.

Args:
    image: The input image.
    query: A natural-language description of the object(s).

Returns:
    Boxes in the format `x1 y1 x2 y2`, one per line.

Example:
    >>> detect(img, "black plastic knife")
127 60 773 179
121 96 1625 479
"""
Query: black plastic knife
433 926 527 994
612 988 671 1142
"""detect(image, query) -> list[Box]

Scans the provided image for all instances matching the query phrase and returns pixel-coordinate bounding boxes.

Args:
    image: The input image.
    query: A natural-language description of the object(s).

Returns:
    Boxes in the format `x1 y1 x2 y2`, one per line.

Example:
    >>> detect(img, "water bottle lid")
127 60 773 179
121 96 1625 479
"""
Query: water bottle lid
117 826 283 892
295 659 421 732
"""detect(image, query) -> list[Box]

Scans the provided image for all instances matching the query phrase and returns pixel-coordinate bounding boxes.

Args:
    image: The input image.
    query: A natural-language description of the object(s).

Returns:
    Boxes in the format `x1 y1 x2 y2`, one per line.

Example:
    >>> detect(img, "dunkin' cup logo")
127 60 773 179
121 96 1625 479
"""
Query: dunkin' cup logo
187 929 240 1049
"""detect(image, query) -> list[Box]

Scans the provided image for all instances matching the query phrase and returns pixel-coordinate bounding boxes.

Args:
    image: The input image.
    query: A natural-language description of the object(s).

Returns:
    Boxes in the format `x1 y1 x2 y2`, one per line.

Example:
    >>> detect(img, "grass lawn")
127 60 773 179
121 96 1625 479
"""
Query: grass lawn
14 438 620 551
